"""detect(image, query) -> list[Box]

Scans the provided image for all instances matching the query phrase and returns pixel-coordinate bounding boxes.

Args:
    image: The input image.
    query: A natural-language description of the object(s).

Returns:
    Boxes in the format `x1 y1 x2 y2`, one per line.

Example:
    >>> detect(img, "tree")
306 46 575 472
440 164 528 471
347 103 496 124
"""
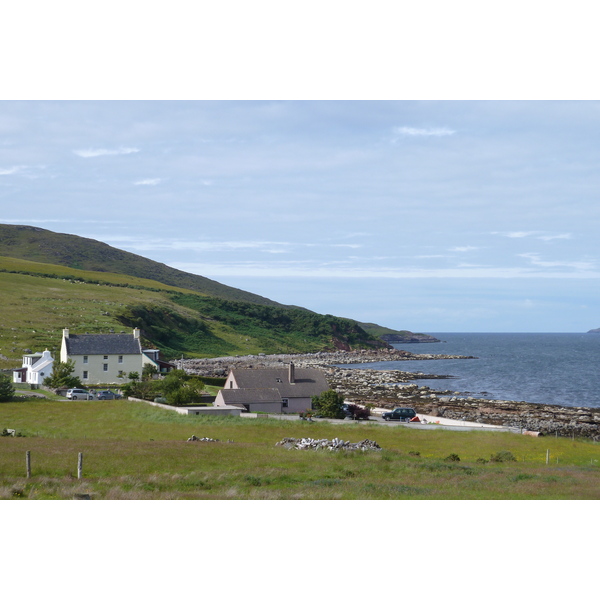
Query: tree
160 370 204 405
142 363 158 380
311 389 346 419
43 360 82 389
0 374 15 402
128 371 140 382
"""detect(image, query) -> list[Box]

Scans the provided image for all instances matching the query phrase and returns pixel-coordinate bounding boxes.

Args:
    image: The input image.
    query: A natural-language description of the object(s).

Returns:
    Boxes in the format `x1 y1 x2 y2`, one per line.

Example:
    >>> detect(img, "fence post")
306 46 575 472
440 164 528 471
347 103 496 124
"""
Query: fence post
26 451 31 478
546 449 549 465
77 452 83 479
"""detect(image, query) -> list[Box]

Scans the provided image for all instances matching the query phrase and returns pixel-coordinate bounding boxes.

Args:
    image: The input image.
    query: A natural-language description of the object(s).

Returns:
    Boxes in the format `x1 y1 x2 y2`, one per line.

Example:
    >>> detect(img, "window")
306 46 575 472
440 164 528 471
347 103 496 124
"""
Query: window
282 398 289 408
83 371 88 380
103 356 109 360
103 364 108 372
118 371 124 378
118 355 123 363
83 356 88 364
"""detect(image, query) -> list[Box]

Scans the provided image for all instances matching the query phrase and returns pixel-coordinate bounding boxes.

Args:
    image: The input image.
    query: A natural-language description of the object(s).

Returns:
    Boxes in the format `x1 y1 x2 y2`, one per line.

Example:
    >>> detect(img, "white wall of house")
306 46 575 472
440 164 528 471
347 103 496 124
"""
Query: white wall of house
13 350 54 385
73 353 143 385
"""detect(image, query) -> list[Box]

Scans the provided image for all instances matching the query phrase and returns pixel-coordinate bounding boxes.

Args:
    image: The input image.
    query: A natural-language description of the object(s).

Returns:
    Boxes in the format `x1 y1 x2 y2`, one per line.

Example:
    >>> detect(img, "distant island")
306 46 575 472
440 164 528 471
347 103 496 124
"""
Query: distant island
358 323 441 343
588 328 600 333
380 332 441 343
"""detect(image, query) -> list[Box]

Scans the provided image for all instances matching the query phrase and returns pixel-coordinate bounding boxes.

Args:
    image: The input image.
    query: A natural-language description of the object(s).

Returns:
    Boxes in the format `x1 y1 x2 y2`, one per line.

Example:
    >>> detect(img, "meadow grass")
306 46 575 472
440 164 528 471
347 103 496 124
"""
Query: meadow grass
1 399 599 499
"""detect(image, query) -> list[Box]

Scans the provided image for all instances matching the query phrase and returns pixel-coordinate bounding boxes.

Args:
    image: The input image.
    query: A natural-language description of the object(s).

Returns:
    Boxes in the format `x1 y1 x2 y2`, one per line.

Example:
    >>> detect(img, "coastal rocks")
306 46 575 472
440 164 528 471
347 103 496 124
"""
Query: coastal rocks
276 437 382 451
182 348 475 378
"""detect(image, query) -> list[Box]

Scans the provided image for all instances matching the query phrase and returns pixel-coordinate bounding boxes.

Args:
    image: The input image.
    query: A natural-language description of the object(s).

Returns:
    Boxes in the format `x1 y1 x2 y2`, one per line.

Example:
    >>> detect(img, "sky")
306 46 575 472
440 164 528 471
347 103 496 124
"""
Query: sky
1 99 600 333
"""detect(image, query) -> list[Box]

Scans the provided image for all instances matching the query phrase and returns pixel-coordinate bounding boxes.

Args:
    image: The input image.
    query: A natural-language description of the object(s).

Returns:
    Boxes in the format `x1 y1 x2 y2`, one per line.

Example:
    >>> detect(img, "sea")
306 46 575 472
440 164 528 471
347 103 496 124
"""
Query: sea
342 333 600 409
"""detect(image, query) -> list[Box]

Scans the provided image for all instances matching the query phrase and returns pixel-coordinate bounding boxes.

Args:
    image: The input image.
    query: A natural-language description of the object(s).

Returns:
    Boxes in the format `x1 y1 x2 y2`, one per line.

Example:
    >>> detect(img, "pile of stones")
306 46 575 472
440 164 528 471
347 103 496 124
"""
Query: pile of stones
187 435 220 442
276 437 382 451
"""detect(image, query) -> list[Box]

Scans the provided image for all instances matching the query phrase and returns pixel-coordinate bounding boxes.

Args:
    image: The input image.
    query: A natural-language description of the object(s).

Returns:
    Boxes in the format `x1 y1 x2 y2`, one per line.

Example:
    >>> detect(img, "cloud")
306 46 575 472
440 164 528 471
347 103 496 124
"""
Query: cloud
134 178 161 186
393 126 456 138
170 260 600 280
0 165 48 179
494 231 538 238
73 147 140 158
450 246 478 252
0 165 25 175
493 231 572 241
518 253 595 271
538 233 572 241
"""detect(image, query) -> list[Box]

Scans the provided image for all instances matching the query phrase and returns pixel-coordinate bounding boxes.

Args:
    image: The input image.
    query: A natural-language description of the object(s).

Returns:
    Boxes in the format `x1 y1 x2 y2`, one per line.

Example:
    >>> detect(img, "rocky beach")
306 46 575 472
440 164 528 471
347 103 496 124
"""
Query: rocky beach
183 348 600 440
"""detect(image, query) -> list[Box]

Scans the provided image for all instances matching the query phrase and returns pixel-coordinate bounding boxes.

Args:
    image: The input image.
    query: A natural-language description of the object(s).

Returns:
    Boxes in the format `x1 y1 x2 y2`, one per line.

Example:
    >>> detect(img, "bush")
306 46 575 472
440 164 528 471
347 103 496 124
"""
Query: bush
346 404 371 420
0 375 15 402
490 451 517 463
160 370 205 405
444 453 461 462
312 390 346 419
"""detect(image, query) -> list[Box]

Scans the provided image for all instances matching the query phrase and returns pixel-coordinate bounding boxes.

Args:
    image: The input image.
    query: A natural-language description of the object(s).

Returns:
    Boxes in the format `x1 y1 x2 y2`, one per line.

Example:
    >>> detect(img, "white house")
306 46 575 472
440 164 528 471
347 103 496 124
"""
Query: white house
13 349 54 385
215 363 329 414
60 328 174 385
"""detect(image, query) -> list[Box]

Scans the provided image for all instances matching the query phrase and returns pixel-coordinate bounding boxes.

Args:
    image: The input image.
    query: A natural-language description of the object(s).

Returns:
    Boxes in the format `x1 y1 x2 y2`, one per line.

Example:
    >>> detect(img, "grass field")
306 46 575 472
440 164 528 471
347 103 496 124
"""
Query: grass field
1 398 599 500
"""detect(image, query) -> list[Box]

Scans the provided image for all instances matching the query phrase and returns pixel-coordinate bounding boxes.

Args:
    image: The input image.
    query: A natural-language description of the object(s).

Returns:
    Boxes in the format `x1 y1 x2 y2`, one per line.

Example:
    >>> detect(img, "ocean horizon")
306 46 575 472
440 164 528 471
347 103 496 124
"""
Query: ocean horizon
349 332 600 409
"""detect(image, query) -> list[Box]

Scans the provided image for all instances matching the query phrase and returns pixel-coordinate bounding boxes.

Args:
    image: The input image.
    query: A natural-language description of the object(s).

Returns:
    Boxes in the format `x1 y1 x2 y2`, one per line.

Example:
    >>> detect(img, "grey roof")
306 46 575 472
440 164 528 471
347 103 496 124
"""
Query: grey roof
219 388 282 405
65 333 142 356
231 367 329 399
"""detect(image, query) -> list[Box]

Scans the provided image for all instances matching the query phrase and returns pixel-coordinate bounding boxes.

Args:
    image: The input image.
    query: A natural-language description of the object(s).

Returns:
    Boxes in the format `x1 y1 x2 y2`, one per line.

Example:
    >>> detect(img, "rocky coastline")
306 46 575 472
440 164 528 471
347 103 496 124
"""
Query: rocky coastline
182 348 600 440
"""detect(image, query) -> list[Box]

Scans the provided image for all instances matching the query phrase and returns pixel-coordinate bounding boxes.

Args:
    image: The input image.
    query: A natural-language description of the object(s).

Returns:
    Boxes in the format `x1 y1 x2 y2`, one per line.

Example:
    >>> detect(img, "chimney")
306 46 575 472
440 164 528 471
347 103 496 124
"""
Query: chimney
289 362 295 384
133 328 140 339
63 328 69 339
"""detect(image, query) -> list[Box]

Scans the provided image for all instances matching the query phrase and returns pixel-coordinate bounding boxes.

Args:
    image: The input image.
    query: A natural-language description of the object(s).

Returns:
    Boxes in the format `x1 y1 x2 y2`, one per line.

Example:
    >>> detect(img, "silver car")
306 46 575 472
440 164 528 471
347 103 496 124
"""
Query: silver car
66 388 94 400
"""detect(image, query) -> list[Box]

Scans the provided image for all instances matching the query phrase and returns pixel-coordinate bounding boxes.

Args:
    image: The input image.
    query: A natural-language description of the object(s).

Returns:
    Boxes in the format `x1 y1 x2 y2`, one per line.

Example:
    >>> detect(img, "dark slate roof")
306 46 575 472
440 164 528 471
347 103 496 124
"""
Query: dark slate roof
65 334 142 356
219 388 282 404
231 368 329 399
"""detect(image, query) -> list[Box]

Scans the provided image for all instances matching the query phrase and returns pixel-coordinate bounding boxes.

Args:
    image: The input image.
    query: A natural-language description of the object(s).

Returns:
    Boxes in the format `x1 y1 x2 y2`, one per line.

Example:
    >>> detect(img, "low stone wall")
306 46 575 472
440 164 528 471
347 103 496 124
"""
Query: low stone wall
127 397 241 417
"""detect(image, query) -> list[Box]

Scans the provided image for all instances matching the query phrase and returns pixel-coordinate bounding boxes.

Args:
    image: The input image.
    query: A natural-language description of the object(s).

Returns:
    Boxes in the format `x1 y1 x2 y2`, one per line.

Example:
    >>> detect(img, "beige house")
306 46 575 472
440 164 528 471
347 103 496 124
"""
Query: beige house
60 328 173 385
215 363 329 414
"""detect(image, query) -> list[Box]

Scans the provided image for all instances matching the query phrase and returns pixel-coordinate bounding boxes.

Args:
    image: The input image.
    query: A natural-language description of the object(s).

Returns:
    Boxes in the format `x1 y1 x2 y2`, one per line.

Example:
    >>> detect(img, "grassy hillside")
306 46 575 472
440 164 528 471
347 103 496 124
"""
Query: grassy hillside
0 254 387 366
0 224 283 306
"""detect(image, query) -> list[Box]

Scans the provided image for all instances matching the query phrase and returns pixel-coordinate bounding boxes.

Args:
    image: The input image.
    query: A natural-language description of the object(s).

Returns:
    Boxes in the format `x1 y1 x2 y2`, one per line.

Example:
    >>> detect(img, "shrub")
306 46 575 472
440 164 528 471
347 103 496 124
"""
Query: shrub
444 453 461 462
312 390 346 419
0 374 15 402
346 404 371 420
490 450 517 463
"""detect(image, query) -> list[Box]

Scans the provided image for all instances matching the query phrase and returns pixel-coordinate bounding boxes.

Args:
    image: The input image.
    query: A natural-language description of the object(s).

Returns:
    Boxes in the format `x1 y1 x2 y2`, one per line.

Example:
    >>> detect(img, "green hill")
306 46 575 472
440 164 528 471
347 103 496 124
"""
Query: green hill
0 225 395 365
0 224 283 306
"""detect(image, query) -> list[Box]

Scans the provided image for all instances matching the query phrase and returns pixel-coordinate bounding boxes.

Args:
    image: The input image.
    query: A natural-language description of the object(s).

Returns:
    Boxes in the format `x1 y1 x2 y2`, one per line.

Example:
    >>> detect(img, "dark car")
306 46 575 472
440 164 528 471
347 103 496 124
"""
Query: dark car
382 407 417 422
96 390 120 400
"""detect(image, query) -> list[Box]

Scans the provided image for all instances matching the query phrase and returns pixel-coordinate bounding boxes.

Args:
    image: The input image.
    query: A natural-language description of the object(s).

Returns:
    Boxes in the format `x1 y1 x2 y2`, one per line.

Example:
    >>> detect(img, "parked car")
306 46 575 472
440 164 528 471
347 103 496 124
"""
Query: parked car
96 390 120 400
382 407 417 422
66 388 94 400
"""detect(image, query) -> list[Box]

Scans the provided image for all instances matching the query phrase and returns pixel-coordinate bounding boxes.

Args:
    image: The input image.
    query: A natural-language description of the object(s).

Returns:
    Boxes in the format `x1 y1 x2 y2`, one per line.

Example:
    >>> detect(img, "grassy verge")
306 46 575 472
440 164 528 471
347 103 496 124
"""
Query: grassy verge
1 399 598 499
